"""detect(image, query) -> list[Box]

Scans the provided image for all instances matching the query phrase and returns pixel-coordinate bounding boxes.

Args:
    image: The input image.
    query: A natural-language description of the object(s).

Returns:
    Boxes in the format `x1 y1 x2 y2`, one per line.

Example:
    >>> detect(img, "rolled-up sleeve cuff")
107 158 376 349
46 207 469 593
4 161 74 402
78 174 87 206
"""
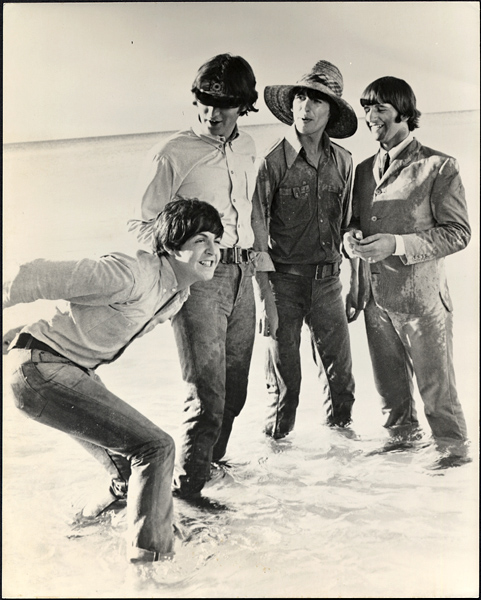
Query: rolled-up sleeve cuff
250 251 275 272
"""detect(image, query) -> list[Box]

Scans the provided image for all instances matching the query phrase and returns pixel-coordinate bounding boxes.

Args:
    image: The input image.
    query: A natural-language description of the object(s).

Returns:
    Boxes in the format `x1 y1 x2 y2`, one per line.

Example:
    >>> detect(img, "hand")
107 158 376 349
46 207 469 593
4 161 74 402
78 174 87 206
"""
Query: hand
345 290 362 323
343 230 363 259
2 325 24 355
353 233 396 263
344 257 365 323
258 294 279 339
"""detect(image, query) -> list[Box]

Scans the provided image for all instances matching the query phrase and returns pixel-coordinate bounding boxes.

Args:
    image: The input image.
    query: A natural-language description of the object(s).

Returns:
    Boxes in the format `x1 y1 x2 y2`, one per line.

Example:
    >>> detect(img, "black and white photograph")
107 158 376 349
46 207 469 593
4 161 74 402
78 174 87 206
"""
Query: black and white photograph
3 2 479 598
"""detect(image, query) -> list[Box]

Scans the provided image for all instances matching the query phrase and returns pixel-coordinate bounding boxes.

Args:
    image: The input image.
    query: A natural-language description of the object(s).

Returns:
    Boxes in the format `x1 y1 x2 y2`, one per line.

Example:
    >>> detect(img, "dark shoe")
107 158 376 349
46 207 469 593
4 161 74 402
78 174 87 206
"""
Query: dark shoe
326 415 352 428
173 491 230 512
427 454 472 471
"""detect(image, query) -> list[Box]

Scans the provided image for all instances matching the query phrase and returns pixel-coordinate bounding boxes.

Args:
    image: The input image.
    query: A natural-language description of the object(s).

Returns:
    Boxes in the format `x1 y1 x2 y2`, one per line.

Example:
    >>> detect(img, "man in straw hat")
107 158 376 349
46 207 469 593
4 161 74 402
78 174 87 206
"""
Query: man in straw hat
344 76 471 467
128 54 274 502
252 60 361 439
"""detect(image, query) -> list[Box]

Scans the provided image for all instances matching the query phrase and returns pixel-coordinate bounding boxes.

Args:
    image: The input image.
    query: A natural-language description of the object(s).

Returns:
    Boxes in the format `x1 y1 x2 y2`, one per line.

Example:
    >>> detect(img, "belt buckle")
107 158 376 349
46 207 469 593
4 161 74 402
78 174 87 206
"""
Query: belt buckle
315 264 323 280
234 246 241 263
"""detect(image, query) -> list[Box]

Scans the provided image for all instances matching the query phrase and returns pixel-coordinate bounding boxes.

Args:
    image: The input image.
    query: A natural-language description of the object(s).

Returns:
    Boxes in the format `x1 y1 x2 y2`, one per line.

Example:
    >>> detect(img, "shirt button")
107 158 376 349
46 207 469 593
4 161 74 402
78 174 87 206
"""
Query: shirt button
375 190 381 195
230 170 234 174
233 198 236 202
371 216 378 221
320 219 324 223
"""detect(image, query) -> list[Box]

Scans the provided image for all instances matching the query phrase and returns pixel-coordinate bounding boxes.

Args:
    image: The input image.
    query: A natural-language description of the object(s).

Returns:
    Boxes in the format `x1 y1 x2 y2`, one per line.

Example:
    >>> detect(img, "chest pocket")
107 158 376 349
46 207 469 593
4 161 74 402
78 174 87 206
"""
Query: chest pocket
276 185 312 226
322 184 344 221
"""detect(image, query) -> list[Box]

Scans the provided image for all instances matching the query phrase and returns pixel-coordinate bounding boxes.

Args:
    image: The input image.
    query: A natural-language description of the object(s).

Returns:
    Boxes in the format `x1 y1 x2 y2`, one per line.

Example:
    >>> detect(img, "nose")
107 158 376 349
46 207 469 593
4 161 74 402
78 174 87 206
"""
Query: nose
365 106 378 122
205 105 220 118
298 97 311 112
205 238 218 256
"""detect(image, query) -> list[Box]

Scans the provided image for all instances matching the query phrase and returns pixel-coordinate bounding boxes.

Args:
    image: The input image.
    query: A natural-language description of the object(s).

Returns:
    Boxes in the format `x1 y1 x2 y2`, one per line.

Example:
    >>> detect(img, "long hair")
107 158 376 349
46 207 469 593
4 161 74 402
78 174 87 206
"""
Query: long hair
192 53 258 116
360 76 421 130
153 197 224 257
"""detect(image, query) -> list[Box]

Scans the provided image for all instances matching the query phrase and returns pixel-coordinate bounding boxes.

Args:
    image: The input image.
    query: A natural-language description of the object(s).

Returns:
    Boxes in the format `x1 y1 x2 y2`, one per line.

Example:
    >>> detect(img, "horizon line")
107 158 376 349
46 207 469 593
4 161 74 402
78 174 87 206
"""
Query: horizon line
4 109 479 148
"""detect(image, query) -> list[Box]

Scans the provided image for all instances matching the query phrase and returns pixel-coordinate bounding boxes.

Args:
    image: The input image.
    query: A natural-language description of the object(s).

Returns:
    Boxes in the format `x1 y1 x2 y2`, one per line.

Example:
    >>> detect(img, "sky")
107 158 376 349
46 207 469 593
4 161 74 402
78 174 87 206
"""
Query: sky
3 1 480 143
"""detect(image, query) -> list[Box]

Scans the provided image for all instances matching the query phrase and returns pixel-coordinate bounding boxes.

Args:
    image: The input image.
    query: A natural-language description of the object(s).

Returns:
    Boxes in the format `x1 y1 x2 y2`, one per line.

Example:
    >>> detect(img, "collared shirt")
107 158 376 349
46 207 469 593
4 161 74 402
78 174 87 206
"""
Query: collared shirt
128 124 257 251
373 133 414 255
3 252 189 369
253 125 353 265
373 133 414 185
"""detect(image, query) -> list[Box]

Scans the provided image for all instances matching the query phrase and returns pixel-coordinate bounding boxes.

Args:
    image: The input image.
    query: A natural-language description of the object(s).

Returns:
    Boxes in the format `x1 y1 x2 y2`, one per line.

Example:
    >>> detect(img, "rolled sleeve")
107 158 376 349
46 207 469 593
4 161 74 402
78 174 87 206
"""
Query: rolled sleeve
127 149 178 247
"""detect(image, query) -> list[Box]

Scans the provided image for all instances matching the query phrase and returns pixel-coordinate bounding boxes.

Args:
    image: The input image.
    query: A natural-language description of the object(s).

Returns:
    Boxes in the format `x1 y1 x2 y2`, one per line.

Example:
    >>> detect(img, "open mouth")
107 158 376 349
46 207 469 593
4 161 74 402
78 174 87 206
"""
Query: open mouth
199 260 215 267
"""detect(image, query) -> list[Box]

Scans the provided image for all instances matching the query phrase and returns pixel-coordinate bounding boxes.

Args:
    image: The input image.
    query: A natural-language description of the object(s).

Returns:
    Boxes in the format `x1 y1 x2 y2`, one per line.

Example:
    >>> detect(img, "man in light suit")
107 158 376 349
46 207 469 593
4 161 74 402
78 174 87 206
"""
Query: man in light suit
344 76 471 465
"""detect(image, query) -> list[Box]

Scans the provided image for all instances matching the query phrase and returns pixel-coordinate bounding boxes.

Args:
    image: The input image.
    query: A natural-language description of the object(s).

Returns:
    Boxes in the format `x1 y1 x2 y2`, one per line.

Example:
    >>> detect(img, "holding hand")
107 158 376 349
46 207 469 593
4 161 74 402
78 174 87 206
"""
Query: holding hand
343 229 363 259
351 233 396 263
2 325 24 355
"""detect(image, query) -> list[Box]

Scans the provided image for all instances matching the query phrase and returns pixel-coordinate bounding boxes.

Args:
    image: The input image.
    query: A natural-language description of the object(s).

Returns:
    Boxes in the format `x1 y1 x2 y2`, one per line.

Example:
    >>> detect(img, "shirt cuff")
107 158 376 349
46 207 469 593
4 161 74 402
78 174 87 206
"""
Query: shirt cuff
393 235 406 256
251 250 275 272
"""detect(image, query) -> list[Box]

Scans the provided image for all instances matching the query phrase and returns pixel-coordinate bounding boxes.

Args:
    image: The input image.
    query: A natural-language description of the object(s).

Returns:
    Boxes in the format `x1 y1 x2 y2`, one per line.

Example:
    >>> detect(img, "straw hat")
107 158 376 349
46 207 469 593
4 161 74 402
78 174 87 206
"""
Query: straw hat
264 60 358 138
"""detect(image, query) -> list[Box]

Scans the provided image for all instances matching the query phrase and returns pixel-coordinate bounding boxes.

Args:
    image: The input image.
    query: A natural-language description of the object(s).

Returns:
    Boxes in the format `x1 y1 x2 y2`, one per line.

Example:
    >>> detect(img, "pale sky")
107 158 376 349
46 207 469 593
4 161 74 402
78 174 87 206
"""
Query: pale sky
3 1 480 143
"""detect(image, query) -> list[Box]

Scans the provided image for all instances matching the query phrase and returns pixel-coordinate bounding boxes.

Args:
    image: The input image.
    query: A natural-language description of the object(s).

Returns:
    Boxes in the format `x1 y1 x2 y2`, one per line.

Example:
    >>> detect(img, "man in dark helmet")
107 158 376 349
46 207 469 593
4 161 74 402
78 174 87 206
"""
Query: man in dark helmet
344 76 471 467
128 54 274 502
252 60 360 440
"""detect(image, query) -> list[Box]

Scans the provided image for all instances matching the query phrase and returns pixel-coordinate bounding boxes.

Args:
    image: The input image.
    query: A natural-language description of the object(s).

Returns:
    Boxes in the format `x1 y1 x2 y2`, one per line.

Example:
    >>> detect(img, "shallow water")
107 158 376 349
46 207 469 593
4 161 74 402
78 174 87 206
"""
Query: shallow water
3 114 479 598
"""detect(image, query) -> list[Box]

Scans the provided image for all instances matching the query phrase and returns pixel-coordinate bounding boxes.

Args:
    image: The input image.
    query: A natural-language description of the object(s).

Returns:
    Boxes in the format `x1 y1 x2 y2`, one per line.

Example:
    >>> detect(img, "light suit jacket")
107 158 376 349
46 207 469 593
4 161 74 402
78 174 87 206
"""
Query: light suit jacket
351 138 471 315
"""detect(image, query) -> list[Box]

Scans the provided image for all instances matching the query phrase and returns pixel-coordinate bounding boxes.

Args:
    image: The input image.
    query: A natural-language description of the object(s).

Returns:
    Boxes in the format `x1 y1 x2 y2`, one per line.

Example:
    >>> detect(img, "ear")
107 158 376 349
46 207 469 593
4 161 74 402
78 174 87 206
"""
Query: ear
165 247 178 258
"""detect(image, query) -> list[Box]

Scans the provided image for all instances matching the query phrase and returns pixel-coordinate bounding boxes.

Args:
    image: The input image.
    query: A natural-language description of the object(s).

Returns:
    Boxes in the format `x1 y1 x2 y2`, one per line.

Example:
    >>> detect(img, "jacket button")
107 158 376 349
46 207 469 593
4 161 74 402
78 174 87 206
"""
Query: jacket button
375 190 381 195
371 216 378 221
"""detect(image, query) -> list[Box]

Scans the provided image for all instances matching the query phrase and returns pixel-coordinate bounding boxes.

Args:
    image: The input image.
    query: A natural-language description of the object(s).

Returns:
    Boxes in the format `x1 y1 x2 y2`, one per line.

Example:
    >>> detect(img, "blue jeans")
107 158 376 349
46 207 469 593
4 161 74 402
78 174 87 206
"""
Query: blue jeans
364 295 468 442
171 262 255 497
265 271 355 438
8 348 175 562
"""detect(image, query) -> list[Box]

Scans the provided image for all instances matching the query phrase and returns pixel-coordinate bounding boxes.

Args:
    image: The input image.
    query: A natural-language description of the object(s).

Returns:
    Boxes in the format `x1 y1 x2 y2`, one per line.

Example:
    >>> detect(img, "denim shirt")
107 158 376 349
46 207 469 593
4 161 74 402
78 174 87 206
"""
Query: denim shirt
3 251 189 368
252 126 353 265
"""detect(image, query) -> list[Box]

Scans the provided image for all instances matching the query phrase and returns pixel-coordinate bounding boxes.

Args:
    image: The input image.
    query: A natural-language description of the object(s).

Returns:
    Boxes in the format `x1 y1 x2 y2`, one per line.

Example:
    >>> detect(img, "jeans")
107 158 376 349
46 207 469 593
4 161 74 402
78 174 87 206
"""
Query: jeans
8 348 175 562
364 295 468 442
171 262 255 497
265 271 355 438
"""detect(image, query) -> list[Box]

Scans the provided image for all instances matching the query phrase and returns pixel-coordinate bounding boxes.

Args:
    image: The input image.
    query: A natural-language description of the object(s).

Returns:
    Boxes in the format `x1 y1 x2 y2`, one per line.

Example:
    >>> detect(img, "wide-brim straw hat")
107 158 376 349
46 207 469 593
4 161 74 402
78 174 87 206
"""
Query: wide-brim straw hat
264 60 358 138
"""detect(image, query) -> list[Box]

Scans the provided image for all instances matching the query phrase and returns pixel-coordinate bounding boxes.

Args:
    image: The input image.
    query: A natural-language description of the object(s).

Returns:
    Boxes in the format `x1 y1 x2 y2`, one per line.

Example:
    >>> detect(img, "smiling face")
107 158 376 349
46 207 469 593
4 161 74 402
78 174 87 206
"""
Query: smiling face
292 90 331 137
195 100 242 139
171 231 221 284
363 102 410 151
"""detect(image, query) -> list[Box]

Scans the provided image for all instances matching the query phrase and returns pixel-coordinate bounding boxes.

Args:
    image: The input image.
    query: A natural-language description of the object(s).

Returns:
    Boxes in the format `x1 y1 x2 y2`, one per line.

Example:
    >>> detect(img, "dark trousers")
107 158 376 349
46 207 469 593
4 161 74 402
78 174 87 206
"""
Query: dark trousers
8 348 175 562
265 271 355 438
171 262 255 496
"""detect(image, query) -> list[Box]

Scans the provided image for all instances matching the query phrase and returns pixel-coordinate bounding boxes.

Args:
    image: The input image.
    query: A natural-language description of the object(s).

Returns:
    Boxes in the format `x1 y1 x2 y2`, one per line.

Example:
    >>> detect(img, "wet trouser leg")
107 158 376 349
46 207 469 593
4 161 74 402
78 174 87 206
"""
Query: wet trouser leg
365 296 467 441
8 348 175 562
172 263 255 496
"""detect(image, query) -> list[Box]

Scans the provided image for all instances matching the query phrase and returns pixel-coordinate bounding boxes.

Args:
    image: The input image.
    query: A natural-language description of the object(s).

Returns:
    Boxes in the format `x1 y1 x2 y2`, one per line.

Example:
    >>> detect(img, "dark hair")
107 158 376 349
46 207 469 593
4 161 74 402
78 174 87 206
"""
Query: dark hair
360 76 421 131
192 53 258 116
153 197 224 257
290 86 340 127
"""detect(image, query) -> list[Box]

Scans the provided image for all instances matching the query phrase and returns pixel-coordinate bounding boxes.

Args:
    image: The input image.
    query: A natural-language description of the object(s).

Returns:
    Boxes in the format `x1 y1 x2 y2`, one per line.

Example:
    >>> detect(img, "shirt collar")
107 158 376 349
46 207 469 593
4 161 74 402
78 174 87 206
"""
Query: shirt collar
158 254 181 294
191 122 240 147
379 132 414 162
284 125 331 170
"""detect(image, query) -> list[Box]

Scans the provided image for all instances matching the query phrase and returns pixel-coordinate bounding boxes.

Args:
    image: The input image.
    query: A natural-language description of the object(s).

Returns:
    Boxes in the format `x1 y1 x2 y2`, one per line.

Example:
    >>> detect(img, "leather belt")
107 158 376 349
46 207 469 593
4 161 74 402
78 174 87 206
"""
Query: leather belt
220 247 252 264
13 332 91 374
13 332 66 358
274 261 340 280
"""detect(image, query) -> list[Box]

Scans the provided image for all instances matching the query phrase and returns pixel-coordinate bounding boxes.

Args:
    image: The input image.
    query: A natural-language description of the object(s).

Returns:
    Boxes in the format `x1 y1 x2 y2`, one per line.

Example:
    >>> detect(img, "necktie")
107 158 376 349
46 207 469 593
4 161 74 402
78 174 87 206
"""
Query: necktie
382 152 390 176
